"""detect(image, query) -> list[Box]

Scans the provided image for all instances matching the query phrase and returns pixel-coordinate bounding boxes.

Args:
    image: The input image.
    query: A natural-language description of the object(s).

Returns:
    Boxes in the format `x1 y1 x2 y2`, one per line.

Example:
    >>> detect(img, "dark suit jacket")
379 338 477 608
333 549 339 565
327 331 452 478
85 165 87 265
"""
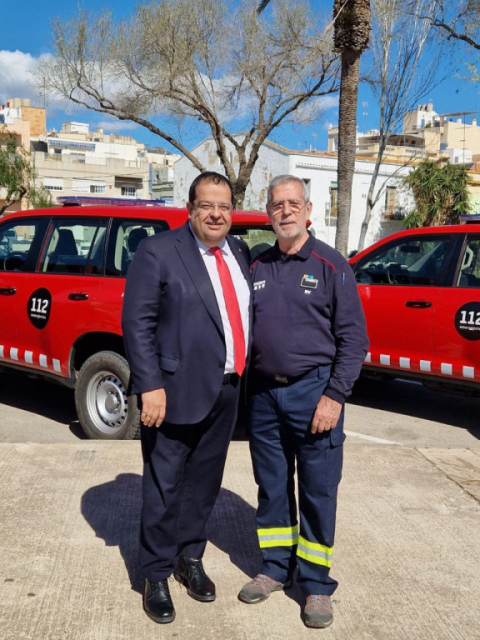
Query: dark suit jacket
121 222 252 425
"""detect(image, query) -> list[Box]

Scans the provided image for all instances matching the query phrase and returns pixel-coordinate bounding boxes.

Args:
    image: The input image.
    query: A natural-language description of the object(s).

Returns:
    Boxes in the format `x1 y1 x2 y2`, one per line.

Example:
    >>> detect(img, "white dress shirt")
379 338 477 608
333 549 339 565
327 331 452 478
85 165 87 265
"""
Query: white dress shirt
193 234 250 374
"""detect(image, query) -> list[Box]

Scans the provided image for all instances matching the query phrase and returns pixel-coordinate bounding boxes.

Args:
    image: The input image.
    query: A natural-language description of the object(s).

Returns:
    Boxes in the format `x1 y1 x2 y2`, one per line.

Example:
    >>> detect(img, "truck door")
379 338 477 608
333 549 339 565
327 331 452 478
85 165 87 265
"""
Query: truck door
0 217 48 367
15 218 107 380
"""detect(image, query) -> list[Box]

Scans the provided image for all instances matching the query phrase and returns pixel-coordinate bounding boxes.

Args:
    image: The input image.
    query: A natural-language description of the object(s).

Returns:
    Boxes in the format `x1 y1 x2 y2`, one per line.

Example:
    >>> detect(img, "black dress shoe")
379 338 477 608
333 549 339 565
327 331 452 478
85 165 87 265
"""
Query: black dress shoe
174 556 216 602
143 578 175 623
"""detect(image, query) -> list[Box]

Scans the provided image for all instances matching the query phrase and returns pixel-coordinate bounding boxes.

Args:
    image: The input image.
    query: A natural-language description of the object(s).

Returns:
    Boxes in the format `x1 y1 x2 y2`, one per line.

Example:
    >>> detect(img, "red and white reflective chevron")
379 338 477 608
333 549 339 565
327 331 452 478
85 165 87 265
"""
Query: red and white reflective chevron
364 351 477 381
0 343 62 374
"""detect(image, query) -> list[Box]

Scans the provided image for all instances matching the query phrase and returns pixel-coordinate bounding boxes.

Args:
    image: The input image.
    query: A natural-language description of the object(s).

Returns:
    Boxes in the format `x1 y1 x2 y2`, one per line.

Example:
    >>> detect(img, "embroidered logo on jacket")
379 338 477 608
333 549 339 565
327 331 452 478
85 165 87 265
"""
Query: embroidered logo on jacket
300 274 318 289
253 280 266 290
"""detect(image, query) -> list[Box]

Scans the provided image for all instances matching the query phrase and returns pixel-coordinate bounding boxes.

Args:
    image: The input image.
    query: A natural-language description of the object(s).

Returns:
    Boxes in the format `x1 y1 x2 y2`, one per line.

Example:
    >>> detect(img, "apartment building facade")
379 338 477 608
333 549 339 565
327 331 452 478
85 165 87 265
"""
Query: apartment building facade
327 102 480 166
0 98 47 211
32 122 180 204
0 98 180 211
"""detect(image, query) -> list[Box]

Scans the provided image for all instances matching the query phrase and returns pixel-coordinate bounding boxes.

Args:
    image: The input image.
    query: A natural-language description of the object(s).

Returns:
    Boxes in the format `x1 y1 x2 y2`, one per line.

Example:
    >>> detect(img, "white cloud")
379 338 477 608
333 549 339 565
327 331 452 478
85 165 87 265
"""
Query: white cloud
317 95 339 111
191 74 339 127
292 95 339 124
0 49 339 138
0 50 42 104
0 50 142 135
95 119 139 133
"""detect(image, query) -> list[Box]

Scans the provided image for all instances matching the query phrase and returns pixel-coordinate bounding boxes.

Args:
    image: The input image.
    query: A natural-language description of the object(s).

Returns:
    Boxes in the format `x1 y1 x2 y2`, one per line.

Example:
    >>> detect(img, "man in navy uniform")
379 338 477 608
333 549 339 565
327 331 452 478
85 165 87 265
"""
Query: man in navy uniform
238 175 368 628
122 172 251 624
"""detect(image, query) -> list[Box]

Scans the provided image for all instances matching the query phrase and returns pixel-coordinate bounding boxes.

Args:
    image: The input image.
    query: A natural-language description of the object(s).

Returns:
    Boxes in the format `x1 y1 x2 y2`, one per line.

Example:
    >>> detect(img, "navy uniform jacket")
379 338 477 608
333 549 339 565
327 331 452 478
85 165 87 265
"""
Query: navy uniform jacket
121 222 252 425
250 233 369 404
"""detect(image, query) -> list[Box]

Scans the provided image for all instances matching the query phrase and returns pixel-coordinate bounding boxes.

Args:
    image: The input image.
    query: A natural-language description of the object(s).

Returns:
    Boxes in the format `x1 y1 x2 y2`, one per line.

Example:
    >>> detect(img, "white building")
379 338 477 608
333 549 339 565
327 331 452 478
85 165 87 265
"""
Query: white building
174 138 414 252
143 147 179 203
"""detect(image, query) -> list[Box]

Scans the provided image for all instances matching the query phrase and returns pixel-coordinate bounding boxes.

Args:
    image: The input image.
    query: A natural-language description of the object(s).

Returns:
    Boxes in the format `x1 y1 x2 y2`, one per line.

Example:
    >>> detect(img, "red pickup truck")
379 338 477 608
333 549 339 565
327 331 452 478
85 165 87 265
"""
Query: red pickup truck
350 222 480 396
0 204 274 439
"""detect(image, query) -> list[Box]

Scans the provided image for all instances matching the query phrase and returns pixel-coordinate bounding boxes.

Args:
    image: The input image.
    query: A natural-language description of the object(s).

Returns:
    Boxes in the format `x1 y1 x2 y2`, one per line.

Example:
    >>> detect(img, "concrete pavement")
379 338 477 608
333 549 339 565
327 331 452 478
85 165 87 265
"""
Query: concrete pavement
0 439 479 640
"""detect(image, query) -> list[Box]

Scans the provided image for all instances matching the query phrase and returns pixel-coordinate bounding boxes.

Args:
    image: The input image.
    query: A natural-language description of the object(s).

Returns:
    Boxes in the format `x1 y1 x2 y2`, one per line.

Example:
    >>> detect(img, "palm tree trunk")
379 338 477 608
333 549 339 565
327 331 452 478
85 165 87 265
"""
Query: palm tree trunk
335 49 361 257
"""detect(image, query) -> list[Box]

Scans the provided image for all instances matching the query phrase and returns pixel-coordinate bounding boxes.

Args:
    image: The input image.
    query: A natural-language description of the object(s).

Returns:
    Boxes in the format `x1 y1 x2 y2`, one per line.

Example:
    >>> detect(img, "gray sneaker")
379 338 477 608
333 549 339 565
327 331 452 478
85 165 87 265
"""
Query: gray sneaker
303 594 333 628
238 573 286 604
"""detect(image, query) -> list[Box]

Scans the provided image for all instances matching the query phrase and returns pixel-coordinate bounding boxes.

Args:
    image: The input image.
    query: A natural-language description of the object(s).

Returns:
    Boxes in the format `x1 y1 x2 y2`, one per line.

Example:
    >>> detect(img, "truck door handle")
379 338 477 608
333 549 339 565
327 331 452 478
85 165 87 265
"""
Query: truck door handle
0 288 16 296
68 293 89 301
406 300 432 308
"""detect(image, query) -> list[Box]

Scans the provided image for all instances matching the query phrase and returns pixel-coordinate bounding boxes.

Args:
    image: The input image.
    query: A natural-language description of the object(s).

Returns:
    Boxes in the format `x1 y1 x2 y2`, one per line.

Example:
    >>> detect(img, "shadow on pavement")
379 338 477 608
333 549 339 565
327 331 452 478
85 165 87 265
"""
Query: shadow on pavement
207 488 261 577
68 422 89 439
0 369 76 421
0 369 250 442
4 367 479 442
81 473 143 592
350 376 480 440
81 477 261 593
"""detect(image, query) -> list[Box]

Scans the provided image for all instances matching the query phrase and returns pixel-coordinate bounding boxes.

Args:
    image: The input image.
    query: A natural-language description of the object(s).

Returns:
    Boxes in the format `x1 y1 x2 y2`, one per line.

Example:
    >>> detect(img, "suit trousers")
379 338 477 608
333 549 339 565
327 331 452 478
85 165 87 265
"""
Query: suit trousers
139 377 241 581
248 365 345 596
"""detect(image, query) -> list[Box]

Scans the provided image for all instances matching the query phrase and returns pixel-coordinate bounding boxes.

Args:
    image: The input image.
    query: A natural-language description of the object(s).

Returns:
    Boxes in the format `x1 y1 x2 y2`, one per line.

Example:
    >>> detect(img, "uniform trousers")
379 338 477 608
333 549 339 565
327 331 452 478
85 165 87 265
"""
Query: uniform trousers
139 376 240 581
248 364 344 596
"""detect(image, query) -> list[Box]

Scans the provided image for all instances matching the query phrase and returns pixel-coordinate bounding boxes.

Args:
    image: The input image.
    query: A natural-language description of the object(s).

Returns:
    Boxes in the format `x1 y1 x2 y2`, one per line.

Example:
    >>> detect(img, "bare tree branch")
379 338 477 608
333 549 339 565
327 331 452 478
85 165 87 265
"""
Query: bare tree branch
36 0 340 206
432 19 480 49
357 0 446 251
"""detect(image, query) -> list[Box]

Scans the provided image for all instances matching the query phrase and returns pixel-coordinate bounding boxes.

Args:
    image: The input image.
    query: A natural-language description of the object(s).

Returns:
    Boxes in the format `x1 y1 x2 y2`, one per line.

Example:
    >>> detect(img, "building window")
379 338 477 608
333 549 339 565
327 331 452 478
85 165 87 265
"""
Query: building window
329 182 338 217
44 178 63 191
74 180 106 194
72 180 90 193
90 184 106 194
121 186 136 197
385 186 397 219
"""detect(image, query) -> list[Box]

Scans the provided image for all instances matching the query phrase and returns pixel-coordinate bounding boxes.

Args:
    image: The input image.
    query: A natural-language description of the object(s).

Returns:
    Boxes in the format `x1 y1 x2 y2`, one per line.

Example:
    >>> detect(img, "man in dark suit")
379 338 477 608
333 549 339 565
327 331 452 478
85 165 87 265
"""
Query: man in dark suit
122 172 251 624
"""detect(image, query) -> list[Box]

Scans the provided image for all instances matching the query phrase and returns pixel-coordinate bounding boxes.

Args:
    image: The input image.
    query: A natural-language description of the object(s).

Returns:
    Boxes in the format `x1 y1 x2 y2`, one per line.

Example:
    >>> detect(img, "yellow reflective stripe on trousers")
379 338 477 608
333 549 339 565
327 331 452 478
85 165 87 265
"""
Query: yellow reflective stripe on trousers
296 535 334 567
257 525 299 549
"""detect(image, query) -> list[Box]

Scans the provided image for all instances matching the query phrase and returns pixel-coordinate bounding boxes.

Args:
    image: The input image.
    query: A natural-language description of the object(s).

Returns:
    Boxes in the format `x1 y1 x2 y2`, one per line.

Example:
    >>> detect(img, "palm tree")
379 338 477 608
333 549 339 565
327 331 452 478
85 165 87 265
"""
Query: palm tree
404 160 471 228
333 0 371 256
259 1 370 255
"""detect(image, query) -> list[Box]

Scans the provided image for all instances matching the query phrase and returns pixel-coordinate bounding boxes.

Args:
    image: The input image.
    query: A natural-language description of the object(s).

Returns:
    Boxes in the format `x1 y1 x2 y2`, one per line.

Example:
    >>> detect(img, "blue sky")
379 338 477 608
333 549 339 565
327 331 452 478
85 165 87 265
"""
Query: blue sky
2 0 480 153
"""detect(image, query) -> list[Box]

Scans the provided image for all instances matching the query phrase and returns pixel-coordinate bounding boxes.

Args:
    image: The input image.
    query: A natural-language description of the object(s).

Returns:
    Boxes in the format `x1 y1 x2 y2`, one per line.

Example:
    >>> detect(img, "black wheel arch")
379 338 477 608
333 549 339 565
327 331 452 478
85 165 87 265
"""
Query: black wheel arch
71 332 126 379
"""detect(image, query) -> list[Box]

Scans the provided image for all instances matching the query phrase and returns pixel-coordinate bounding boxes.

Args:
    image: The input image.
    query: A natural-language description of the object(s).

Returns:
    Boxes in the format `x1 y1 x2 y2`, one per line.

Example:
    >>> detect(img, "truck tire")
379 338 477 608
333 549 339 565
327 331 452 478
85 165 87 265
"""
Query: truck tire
75 351 140 440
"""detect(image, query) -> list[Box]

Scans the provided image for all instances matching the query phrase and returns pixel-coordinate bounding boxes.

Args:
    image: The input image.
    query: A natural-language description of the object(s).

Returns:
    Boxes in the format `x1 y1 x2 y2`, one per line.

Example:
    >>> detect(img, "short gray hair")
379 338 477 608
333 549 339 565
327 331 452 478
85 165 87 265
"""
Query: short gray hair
267 175 310 205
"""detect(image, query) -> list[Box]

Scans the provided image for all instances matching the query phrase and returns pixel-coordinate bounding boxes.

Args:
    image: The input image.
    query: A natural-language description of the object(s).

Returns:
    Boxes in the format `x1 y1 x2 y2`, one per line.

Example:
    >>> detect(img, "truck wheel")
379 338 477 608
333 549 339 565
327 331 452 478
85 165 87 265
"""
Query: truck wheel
75 351 140 440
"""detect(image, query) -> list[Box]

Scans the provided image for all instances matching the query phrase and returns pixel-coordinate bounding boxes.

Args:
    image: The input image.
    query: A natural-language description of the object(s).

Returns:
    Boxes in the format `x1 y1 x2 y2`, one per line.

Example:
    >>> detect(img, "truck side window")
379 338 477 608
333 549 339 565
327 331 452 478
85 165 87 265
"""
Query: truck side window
0 220 43 272
106 219 169 277
457 236 480 288
354 236 454 286
40 219 107 275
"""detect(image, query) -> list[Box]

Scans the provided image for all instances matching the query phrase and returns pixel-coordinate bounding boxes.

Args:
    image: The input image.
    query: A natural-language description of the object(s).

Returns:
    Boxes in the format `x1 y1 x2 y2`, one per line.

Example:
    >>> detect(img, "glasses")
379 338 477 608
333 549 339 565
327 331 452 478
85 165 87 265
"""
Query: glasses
269 199 308 216
195 202 232 215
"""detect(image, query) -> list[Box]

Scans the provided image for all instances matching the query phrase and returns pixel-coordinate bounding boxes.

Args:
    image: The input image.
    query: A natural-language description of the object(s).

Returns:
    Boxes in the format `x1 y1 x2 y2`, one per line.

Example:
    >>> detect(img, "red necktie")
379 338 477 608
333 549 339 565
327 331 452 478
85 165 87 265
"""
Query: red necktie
209 247 246 376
